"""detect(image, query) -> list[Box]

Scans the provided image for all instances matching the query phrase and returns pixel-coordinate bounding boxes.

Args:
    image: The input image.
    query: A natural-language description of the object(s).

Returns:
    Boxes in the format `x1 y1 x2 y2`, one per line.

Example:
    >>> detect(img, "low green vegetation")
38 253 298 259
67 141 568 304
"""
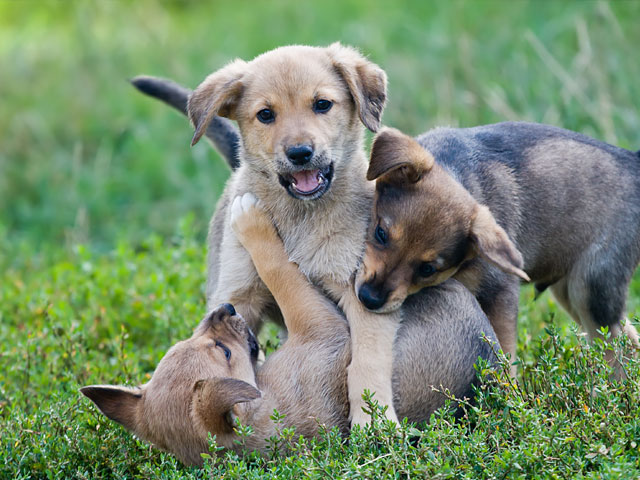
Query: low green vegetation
2 0 640 478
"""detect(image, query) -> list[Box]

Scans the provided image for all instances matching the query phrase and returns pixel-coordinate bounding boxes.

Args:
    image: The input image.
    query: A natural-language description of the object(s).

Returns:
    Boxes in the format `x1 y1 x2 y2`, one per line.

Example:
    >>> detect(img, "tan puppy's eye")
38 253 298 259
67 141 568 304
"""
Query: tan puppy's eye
313 99 333 113
215 341 232 361
257 108 275 124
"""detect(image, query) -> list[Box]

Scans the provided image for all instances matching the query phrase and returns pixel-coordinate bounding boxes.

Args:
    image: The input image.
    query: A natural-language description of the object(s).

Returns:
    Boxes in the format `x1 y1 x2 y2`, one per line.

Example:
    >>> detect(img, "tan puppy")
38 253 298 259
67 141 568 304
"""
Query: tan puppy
188 44 400 425
355 126 640 372
81 193 497 466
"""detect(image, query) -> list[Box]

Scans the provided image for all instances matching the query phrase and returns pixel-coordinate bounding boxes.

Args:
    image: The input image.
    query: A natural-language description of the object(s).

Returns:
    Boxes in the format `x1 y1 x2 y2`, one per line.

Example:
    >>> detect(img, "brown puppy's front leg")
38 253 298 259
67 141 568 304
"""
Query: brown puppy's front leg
339 287 401 426
229 193 339 338
478 281 519 377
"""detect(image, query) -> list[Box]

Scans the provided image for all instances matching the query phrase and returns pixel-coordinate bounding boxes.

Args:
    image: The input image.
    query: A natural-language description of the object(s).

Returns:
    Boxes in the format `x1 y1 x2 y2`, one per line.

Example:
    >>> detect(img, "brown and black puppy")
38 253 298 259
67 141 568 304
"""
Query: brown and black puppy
81 193 497 466
355 125 640 372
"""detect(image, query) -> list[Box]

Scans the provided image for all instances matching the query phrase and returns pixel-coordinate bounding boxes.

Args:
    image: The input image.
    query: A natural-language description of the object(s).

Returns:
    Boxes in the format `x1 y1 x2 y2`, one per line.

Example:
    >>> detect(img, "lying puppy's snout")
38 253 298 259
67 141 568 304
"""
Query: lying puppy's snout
357 282 389 311
286 144 314 166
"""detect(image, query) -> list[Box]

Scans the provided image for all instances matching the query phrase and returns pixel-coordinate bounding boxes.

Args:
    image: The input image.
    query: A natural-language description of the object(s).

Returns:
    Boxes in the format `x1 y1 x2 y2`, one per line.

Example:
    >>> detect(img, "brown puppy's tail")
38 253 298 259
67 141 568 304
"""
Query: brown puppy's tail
131 75 241 170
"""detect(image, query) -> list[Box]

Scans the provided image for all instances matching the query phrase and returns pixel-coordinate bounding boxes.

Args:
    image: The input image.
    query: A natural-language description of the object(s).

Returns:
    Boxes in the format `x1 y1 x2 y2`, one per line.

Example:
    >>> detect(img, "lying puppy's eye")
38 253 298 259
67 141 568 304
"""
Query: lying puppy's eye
313 99 333 113
215 341 231 361
374 224 388 245
257 108 275 124
418 262 436 277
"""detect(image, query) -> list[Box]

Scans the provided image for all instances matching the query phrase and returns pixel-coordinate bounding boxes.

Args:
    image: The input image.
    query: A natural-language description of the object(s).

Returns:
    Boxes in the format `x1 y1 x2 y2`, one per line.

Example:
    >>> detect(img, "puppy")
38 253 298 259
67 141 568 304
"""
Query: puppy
181 43 405 425
355 124 640 371
81 193 497 466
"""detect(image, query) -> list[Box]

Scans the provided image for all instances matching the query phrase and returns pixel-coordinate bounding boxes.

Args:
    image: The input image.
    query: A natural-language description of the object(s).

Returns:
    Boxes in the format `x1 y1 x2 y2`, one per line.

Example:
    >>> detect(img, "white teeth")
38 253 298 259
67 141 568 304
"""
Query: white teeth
291 179 297 187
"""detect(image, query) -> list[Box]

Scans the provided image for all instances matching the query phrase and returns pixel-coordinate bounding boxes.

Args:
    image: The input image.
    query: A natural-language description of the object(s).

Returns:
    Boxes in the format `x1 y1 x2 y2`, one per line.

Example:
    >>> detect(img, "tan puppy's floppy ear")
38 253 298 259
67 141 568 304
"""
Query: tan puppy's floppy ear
469 205 530 282
367 127 435 184
188 59 247 146
327 42 387 132
192 378 261 433
80 385 142 432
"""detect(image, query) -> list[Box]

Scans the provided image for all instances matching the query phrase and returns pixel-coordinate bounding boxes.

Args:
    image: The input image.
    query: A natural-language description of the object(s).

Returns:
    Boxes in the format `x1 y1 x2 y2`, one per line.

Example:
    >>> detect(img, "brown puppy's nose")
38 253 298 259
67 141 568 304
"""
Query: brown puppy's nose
286 144 313 165
357 282 388 311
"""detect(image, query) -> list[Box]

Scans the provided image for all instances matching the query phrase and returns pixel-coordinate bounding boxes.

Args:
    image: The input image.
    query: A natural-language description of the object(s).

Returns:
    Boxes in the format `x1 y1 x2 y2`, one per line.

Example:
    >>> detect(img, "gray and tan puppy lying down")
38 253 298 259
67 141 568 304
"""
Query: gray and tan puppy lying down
355 125 640 375
81 193 496 466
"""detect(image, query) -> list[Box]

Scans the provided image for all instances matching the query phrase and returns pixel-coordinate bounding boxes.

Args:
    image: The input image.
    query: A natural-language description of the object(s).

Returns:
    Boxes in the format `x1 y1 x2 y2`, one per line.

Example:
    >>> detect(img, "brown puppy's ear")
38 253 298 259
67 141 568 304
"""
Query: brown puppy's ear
188 59 247 146
80 385 142 432
327 42 387 132
469 205 530 282
367 127 435 184
192 378 261 433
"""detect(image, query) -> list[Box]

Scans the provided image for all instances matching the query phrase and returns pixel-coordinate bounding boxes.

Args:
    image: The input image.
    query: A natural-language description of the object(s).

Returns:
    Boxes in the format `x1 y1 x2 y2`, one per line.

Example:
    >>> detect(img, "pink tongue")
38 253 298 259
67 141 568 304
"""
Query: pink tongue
292 169 320 193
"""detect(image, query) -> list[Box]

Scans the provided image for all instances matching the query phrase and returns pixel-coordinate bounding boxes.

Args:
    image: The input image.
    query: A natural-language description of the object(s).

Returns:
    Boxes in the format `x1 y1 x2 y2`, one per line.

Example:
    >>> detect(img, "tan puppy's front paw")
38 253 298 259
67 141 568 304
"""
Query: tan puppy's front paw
230 193 275 247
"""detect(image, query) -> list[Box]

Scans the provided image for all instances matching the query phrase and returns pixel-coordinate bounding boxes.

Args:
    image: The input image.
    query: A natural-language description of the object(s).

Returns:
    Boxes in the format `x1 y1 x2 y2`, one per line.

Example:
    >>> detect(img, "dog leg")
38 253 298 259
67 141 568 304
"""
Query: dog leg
554 259 640 378
230 193 342 337
476 277 520 377
339 288 401 426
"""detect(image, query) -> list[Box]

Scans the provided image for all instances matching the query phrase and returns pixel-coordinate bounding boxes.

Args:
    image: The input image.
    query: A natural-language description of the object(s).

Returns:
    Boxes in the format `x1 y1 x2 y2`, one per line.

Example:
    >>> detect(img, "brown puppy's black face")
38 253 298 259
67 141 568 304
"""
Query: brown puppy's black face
355 128 528 313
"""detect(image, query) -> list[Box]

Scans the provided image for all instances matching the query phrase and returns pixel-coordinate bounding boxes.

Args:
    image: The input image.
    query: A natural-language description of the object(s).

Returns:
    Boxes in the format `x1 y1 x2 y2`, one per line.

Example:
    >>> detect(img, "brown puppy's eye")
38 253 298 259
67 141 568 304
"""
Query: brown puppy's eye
313 99 332 113
418 262 436 278
257 109 275 124
215 341 232 361
374 224 387 245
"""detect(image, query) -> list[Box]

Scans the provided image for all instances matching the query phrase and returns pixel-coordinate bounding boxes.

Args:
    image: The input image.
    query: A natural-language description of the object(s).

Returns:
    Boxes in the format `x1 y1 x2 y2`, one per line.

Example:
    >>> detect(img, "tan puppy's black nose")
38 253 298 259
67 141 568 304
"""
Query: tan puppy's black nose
357 282 388 311
221 303 236 316
286 145 313 165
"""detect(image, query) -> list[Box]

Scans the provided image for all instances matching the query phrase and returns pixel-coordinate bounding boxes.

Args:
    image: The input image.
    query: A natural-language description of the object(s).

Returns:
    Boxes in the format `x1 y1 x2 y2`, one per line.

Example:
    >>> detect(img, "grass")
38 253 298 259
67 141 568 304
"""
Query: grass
2 0 640 478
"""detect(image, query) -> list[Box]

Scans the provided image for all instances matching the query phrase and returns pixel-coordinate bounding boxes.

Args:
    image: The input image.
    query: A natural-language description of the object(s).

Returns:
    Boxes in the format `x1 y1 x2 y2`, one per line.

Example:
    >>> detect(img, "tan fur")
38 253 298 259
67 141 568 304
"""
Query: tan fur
189 45 400 425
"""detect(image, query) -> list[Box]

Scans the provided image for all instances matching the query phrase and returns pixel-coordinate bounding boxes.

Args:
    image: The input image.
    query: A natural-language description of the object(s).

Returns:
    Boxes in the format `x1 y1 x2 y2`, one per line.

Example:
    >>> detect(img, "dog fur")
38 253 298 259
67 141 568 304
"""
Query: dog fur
356 124 640 369
81 193 496 466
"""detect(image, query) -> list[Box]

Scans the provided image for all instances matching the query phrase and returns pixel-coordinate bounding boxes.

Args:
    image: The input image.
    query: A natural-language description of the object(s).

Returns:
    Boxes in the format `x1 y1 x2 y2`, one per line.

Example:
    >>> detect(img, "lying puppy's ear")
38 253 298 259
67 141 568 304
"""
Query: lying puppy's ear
367 127 435 184
327 42 387 132
80 385 142 432
469 205 530 282
188 60 247 146
192 378 261 433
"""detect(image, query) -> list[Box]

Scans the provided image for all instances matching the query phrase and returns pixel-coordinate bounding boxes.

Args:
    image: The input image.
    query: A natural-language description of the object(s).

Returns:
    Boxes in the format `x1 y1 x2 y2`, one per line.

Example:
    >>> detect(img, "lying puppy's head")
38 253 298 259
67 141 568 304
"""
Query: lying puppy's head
355 128 529 312
80 304 260 466
188 43 387 201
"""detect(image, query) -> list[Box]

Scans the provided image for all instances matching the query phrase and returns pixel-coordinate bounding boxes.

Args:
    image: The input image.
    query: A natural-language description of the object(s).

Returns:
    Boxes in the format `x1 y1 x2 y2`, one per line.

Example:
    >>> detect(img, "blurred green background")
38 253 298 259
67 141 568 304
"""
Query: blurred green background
2 2 640 476
2 0 639 253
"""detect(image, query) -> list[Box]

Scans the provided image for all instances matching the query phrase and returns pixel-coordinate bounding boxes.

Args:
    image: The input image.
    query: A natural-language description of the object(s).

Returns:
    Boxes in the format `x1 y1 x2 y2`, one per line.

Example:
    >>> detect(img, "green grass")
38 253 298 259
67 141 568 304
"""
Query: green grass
2 0 640 478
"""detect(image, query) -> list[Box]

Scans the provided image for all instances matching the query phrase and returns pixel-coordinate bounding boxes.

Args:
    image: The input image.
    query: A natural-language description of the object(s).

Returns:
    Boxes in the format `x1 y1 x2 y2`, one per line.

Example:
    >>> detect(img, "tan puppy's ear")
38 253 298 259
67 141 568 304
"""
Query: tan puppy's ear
327 42 387 132
469 205 530 282
192 378 261 433
80 385 142 432
367 127 435 184
188 59 247 146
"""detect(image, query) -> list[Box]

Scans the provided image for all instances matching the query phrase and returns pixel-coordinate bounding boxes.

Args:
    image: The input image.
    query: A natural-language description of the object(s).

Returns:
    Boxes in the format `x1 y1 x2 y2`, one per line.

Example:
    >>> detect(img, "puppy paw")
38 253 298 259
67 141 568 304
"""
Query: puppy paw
350 404 399 428
230 192 276 246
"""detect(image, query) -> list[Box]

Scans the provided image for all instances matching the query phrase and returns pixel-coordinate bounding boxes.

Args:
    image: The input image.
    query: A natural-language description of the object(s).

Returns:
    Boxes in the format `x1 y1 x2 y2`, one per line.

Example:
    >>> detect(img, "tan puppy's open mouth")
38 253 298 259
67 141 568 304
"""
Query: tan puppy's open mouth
278 163 334 200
